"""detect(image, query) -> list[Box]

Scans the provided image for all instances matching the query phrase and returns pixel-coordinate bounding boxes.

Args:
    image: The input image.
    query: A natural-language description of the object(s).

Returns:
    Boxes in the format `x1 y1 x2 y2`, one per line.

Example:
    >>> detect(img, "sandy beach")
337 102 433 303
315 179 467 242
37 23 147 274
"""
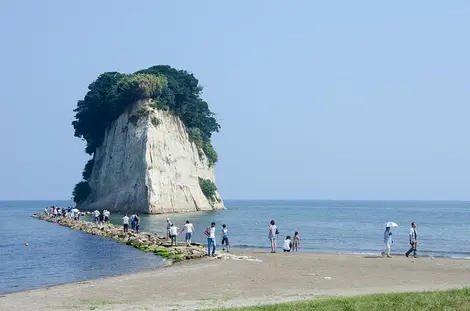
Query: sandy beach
2 251 470 311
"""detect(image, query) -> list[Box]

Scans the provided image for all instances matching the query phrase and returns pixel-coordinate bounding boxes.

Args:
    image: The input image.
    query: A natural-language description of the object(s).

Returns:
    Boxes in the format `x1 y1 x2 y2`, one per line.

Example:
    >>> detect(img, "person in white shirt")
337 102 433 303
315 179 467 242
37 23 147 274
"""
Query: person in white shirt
283 236 292 252
169 224 179 246
103 210 110 223
93 210 100 224
382 227 393 258
180 220 195 246
405 222 418 258
122 214 129 233
204 222 217 256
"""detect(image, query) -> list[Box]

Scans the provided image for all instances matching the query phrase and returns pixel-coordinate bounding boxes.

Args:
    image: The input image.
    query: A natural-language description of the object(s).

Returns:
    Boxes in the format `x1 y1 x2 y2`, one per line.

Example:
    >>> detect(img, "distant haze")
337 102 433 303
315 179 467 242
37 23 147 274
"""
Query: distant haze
0 1 469 200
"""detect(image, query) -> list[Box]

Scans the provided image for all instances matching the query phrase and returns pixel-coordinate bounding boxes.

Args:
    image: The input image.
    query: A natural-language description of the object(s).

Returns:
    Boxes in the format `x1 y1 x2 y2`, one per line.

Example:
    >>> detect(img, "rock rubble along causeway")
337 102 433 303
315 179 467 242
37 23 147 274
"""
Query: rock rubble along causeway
32 213 206 262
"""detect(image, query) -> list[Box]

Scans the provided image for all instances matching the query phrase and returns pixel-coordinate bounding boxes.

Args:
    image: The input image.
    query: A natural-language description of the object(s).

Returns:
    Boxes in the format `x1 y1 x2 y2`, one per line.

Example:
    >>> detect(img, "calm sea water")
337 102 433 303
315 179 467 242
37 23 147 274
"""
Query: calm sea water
1 200 469 294
0 201 165 295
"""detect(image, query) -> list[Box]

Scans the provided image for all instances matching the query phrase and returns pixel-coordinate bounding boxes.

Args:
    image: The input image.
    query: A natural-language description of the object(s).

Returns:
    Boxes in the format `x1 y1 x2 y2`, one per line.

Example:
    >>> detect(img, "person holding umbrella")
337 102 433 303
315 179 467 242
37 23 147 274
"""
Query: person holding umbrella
382 222 398 258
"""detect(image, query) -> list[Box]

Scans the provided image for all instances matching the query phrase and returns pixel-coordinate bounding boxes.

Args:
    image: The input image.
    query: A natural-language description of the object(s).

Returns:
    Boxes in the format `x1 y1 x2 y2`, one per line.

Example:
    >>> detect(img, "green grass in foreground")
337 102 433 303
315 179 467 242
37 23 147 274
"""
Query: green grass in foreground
208 288 470 311
79 298 118 310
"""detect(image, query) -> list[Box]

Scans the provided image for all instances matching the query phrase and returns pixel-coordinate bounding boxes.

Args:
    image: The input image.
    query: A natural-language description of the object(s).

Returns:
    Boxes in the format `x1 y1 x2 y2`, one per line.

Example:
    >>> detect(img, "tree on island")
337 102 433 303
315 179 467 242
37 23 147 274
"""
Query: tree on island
71 65 220 205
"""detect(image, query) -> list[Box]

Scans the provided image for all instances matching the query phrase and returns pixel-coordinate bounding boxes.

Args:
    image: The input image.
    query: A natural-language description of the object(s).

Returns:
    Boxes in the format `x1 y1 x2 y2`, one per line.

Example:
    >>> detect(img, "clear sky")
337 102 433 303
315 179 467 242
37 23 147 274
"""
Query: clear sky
1 1 469 200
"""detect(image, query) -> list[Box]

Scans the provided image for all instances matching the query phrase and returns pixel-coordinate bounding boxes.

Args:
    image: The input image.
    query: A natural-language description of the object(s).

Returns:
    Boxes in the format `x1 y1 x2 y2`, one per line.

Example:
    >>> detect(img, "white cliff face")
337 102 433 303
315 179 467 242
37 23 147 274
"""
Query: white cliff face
82 100 224 214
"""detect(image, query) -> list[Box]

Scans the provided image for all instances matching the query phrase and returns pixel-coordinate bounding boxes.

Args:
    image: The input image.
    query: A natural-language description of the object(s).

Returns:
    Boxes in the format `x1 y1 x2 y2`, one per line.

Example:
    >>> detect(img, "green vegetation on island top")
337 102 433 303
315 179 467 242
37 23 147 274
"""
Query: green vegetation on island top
71 65 221 204
207 288 470 311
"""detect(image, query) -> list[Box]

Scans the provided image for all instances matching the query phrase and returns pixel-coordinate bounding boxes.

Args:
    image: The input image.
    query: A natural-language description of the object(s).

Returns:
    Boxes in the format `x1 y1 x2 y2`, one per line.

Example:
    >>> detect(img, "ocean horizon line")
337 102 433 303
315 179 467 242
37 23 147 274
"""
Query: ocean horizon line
0 198 470 203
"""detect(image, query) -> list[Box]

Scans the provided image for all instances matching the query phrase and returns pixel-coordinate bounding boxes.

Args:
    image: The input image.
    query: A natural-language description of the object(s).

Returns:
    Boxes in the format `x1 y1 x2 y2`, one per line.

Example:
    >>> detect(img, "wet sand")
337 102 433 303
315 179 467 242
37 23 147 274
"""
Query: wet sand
2 251 470 311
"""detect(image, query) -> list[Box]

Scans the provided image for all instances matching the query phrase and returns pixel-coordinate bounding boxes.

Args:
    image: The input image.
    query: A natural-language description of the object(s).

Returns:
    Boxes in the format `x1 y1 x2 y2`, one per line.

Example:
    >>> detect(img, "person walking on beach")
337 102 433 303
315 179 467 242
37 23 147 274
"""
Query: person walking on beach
268 220 277 253
166 218 173 239
382 227 393 258
221 224 230 252
122 214 129 233
180 220 195 246
204 222 217 257
405 222 418 258
292 232 301 252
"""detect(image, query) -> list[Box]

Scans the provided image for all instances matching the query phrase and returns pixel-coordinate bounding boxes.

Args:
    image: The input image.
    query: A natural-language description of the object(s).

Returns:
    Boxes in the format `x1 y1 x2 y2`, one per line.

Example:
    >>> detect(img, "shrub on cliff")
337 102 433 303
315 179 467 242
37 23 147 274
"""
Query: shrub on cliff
188 127 218 166
72 181 91 204
82 159 94 180
198 177 218 201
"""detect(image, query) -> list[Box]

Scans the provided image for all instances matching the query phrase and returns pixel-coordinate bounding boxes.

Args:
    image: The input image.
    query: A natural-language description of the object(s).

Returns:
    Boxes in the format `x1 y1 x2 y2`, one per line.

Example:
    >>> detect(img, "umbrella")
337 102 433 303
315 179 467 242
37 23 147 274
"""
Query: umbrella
385 221 398 228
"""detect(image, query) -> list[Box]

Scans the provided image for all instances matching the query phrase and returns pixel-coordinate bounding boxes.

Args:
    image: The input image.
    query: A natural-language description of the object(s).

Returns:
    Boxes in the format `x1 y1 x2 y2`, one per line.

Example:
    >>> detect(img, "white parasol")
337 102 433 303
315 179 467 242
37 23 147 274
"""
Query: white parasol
385 221 398 228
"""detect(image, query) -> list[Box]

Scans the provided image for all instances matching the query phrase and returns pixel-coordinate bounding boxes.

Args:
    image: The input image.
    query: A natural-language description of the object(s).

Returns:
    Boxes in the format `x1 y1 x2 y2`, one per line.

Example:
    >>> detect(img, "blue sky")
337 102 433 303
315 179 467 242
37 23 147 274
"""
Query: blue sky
1 1 469 200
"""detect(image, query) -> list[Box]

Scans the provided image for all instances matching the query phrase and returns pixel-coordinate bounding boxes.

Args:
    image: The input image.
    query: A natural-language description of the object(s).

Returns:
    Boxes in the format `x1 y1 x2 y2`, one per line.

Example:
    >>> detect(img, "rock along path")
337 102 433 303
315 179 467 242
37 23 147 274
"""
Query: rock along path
31 213 206 262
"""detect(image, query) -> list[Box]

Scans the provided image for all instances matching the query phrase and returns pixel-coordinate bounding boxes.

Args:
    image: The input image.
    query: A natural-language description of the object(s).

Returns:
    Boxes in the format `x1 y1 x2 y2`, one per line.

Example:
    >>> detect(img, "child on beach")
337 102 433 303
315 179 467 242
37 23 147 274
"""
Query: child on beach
283 236 292 252
268 220 277 253
221 224 230 252
293 232 300 252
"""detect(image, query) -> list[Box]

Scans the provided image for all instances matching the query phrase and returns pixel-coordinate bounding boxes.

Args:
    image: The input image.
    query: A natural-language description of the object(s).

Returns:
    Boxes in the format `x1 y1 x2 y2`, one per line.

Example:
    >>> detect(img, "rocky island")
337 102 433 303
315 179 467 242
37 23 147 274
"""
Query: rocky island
71 65 224 214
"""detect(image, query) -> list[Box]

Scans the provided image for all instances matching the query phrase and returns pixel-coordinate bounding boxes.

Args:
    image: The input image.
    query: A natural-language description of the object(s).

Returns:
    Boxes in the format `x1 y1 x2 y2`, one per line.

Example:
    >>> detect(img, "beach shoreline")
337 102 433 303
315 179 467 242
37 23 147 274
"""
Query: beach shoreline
2 251 470 311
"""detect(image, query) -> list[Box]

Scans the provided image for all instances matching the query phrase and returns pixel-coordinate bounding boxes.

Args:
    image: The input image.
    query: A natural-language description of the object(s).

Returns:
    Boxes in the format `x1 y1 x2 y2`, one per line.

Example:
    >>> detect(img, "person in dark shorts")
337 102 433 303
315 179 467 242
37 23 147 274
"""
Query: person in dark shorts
221 224 230 252
405 222 418 258
122 214 129 233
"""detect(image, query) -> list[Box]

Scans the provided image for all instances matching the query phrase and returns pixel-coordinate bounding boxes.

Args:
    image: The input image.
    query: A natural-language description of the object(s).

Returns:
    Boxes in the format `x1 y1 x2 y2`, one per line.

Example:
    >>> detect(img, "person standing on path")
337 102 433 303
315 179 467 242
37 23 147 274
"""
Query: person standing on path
135 214 140 233
169 223 179 246
382 227 393 258
130 214 137 231
180 220 195 246
93 210 100 224
103 209 110 223
268 220 277 253
405 222 418 258
204 222 217 257
122 214 129 233
166 218 173 239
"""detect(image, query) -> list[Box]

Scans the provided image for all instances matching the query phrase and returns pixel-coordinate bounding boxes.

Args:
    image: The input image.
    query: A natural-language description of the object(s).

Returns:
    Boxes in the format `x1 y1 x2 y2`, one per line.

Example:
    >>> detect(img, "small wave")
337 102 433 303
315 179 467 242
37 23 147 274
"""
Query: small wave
228 245 470 259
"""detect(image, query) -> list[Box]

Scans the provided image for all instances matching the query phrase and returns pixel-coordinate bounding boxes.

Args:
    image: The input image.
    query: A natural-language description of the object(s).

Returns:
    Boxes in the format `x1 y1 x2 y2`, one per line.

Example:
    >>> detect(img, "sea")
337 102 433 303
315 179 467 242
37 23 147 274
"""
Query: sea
1 200 469 294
